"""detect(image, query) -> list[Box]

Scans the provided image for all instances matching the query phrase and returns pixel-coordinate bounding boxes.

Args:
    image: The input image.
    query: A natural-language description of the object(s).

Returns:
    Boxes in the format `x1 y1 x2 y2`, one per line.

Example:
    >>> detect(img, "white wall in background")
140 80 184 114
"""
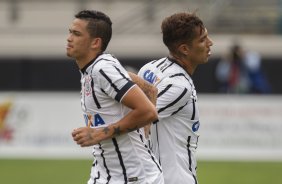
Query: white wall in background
1 93 282 160
198 95 282 161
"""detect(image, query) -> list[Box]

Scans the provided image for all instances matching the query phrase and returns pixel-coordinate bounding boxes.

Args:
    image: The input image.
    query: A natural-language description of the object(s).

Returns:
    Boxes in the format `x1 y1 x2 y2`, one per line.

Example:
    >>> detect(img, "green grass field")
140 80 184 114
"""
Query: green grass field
0 159 281 184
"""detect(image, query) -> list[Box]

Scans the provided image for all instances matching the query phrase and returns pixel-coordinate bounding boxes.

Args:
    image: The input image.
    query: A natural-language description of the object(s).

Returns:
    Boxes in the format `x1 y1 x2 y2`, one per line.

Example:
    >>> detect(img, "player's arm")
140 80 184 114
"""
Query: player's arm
72 85 158 146
72 69 158 146
128 72 157 138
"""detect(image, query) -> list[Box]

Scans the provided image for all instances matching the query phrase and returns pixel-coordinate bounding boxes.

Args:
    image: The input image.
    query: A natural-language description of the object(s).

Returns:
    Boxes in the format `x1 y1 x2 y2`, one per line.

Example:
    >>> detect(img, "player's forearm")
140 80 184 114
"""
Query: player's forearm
100 107 157 139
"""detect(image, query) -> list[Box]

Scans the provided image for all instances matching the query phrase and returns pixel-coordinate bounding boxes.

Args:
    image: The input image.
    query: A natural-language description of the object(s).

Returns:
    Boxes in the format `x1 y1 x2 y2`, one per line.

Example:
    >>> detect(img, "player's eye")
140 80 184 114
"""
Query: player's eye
73 31 81 36
69 29 81 36
200 36 207 43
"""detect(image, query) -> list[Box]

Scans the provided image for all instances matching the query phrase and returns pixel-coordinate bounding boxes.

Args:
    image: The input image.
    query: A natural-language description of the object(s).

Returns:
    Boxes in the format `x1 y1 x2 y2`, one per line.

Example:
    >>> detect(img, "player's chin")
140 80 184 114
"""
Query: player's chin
66 51 74 58
199 58 209 64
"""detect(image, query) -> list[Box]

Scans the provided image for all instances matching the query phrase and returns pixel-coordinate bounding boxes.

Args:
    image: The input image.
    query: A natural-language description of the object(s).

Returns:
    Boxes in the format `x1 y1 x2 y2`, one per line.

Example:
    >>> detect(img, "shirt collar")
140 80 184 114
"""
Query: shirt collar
80 53 102 74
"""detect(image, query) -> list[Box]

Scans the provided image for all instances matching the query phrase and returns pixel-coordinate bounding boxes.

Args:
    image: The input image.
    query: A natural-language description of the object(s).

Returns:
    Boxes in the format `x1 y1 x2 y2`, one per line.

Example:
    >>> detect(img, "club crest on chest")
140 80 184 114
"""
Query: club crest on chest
83 75 92 96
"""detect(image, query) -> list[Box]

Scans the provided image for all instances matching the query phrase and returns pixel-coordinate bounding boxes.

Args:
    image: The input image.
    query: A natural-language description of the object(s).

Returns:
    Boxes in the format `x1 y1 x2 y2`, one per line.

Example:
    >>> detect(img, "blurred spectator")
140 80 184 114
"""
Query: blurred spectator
245 51 272 93
216 43 271 94
216 44 250 93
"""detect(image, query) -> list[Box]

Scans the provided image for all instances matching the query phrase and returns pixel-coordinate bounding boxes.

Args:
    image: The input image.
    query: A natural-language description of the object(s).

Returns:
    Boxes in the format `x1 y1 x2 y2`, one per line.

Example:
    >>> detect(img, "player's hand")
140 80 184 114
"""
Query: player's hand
72 127 100 147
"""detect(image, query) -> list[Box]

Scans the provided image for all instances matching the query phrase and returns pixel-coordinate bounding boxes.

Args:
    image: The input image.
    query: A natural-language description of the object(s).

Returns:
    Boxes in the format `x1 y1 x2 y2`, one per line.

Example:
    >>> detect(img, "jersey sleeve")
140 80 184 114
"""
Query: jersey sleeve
138 64 161 85
138 65 146 79
97 62 135 102
155 78 192 119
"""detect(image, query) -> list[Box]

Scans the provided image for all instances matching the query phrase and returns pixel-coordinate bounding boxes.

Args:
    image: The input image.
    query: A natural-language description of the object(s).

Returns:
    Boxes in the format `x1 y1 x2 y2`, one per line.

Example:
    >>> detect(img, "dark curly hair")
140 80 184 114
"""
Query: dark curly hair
75 10 112 51
161 12 204 54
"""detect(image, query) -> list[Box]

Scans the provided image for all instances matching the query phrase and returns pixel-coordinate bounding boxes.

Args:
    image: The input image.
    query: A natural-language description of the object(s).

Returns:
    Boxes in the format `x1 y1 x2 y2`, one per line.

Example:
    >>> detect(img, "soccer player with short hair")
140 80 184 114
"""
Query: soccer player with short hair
66 10 164 184
138 12 213 184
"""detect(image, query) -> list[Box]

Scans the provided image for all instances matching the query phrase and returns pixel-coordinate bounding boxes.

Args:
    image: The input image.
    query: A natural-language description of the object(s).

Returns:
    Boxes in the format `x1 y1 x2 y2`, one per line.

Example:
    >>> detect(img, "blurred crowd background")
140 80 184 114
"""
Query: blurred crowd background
0 0 282 94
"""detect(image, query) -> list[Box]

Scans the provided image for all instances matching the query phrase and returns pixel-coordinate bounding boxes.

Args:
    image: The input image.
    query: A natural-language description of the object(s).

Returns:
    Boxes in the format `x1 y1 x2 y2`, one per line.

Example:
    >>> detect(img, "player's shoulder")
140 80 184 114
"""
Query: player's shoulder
90 53 120 72
158 76 190 92
156 69 195 96
96 53 119 66
164 63 194 88
139 57 168 84
140 57 167 70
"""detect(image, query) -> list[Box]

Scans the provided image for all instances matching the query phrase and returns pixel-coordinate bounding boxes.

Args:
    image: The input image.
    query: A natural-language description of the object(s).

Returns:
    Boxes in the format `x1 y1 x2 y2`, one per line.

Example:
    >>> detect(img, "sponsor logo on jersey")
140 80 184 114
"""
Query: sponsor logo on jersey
192 121 200 132
83 113 105 127
128 177 138 182
143 70 159 84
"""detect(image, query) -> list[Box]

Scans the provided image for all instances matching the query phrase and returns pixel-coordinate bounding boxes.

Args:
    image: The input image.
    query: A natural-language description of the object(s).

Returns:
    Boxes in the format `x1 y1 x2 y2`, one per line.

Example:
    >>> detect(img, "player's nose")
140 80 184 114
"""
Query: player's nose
207 36 213 46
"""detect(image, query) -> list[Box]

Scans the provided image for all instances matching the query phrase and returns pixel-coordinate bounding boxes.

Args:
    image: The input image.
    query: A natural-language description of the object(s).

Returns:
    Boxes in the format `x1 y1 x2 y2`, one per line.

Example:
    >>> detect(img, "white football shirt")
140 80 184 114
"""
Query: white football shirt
80 53 163 184
138 57 200 184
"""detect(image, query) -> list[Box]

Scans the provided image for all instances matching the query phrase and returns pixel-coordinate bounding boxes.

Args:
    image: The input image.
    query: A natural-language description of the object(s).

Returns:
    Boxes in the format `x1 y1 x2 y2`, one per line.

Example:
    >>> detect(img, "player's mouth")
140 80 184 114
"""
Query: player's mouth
66 44 73 49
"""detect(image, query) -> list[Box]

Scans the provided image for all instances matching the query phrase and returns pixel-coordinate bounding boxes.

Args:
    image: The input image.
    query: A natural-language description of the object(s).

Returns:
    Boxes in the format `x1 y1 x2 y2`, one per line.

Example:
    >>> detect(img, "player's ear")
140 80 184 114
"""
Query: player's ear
91 37 102 50
178 43 190 56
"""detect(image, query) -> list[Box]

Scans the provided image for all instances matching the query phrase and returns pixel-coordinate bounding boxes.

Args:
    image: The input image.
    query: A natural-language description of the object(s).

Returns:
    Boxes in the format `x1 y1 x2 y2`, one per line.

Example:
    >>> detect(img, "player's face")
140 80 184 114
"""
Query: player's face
66 18 93 59
188 27 213 65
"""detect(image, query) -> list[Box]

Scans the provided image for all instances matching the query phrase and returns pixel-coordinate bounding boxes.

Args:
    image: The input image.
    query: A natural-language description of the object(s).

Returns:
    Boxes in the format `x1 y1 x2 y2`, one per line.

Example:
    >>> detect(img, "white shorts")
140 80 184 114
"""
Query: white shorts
87 169 164 184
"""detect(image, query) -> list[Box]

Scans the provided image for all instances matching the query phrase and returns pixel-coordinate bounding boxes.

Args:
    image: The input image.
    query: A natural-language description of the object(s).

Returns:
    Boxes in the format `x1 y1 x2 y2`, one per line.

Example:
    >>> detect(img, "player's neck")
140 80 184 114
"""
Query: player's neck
169 53 196 76
76 52 101 70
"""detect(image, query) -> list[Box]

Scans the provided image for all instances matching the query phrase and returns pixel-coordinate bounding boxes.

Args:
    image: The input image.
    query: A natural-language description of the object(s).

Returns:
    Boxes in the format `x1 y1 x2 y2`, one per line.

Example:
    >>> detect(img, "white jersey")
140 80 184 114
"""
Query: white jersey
138 57 200 184
80 53 163 184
